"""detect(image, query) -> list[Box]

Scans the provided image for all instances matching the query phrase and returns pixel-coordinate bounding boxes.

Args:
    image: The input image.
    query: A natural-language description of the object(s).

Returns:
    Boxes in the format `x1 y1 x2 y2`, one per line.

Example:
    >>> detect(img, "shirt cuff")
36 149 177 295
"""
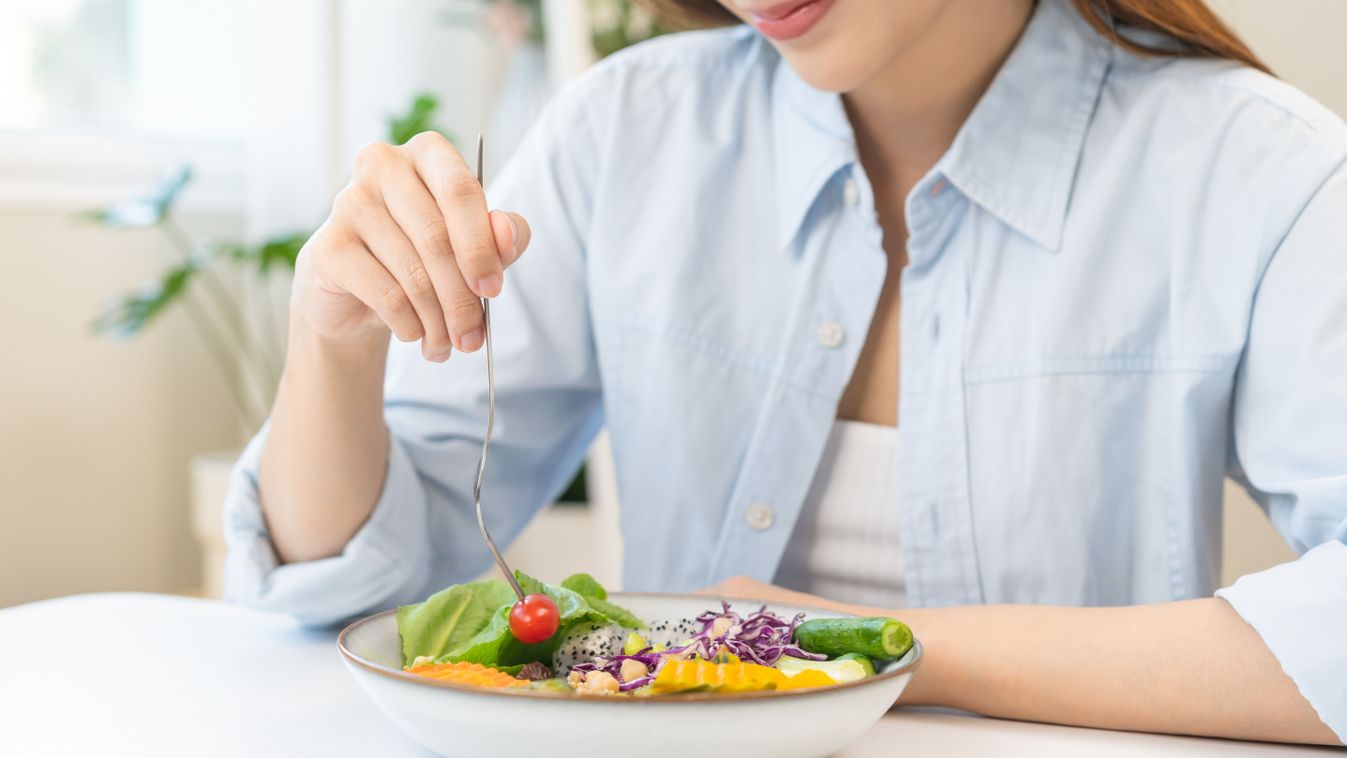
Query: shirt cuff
1216 540 1347 742
222 424 432 627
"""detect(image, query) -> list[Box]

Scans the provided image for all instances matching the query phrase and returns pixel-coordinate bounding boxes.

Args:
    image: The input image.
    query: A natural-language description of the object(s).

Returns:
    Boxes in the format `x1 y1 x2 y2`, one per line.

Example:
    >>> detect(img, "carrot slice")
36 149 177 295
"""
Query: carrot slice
405 661 527 688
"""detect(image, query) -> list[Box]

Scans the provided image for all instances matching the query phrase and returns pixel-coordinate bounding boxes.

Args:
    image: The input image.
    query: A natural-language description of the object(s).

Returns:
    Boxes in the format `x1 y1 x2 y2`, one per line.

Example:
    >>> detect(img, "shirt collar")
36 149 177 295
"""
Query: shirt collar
771 0 1113 252
771 46 856 251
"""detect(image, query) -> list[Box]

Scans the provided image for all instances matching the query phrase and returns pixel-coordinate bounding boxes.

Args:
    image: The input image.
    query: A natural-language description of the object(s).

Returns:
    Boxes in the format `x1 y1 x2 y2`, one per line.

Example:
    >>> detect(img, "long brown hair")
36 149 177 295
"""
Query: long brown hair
637 0 1270 74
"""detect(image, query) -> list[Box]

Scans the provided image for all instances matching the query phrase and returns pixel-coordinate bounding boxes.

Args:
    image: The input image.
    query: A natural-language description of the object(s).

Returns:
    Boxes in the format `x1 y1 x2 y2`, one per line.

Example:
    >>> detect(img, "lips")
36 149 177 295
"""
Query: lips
746 0 834 41
750 0 816 21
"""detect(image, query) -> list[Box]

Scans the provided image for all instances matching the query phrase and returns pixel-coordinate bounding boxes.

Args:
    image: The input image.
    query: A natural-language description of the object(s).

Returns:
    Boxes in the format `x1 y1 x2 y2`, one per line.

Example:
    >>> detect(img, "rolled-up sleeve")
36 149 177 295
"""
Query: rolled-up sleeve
222 68 616 626
1219 140 1347 741
222 424 432 626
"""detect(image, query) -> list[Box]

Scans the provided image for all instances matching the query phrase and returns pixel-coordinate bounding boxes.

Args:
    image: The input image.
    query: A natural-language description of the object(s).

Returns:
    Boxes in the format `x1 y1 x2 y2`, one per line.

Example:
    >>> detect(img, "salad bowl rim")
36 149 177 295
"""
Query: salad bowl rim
338 592 923 703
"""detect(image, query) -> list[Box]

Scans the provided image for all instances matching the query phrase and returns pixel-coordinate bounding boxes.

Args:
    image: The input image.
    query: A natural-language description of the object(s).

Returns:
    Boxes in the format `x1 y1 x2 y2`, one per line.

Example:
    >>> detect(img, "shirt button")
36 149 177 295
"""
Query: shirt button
745 502 775 530
843 178 859 206
816 321 845 349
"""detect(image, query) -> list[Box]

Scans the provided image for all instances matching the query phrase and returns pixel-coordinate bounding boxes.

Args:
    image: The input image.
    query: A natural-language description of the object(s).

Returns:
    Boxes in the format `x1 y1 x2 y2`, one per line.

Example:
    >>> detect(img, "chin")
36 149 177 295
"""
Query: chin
722 0 953 93
774 46 883 93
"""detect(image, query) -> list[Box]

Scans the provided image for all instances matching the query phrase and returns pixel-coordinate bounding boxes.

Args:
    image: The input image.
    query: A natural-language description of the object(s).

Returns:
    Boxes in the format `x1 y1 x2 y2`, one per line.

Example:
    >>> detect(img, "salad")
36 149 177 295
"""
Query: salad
396 572 914 696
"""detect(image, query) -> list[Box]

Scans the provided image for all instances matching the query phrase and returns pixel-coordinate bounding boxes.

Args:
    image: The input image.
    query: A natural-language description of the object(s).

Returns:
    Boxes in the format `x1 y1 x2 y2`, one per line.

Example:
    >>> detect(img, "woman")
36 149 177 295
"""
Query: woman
224 0 1347 744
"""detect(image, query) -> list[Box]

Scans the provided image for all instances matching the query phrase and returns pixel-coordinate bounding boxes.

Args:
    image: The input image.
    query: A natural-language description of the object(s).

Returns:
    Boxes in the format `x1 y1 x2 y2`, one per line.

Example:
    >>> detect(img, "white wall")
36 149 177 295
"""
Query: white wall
1212 0 1347 115
0 205 241 607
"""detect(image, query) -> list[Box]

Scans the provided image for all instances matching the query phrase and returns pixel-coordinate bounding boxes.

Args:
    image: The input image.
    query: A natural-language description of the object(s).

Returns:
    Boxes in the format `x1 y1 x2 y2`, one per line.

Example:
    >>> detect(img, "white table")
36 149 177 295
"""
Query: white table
0 594 1334 757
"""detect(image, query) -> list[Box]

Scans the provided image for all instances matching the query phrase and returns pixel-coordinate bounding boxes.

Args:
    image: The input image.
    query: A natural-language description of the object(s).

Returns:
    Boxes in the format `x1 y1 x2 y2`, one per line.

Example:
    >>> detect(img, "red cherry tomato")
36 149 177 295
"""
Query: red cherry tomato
508 593 559 644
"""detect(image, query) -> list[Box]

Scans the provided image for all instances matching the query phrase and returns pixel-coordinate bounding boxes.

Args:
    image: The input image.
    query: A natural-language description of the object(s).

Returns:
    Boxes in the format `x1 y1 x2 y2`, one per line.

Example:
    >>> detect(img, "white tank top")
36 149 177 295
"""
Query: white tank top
775 420 907 608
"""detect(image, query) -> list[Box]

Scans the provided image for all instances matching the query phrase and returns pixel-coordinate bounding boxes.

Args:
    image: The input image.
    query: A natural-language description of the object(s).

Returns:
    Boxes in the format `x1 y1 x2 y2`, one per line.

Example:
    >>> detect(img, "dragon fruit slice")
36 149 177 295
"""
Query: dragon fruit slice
551 622 628 676
644 617 702 649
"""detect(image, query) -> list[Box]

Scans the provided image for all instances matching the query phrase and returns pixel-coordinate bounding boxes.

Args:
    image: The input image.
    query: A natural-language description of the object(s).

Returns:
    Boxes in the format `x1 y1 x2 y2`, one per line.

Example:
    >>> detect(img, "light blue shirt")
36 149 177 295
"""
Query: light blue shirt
225 0 1347 737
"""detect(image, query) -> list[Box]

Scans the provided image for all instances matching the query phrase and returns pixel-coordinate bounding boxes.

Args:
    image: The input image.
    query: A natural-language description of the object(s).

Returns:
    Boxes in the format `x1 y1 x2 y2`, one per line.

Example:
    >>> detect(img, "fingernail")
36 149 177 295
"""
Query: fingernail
429 350 450 362
460 327 484 352
506 214 520 255
475 274 502 298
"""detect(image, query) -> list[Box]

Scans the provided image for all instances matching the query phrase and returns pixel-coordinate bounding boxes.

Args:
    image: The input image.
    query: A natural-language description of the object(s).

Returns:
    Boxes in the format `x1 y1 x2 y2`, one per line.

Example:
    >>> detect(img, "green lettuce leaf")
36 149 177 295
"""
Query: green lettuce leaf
560 572 607 600
395 578 516 667
556 572 643 627
395 572 643 669
587 597 643 628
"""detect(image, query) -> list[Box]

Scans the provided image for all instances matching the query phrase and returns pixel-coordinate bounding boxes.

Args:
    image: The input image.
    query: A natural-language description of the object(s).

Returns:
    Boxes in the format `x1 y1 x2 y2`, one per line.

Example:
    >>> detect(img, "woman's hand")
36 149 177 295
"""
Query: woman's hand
259 132 533 564
698 577 1338 745
292 131 532 361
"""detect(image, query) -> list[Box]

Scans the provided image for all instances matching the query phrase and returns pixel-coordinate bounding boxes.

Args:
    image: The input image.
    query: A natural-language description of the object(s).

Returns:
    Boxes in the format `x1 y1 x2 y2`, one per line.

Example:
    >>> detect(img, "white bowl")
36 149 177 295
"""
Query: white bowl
339 593 922 758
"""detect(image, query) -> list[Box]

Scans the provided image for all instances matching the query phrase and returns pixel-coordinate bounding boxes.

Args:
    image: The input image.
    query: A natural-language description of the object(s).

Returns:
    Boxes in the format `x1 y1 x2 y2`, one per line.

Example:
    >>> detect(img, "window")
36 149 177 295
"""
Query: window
0 0 247 144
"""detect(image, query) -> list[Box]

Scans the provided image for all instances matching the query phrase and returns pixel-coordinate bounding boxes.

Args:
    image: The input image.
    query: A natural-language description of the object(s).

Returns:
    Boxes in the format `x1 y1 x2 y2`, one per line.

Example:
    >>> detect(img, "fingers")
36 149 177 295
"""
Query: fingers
375 160 484 354
348 192 454 361
323 239 425 345
329 134 529 358
405 132 505 298
489 210 530 267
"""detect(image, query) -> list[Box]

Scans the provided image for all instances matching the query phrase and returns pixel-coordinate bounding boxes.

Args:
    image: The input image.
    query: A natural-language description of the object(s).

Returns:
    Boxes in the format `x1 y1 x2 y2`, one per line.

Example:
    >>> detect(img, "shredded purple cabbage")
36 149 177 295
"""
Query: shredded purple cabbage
680 602 826 666
617 674 654 692
568 603 825 691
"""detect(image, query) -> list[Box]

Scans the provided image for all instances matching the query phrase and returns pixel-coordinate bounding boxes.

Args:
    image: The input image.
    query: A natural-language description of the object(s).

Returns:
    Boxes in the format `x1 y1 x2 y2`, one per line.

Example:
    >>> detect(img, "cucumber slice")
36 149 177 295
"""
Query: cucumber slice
792 617 913 660
835 653 876 677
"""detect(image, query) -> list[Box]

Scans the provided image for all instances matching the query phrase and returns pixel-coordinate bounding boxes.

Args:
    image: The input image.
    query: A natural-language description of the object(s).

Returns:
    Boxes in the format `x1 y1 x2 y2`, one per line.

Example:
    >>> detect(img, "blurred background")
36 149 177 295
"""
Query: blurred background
0 0 1343 609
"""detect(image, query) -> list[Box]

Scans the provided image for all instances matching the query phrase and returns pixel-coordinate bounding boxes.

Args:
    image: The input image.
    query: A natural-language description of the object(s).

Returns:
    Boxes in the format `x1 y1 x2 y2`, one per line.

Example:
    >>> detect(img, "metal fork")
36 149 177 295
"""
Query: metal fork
472 134 526 602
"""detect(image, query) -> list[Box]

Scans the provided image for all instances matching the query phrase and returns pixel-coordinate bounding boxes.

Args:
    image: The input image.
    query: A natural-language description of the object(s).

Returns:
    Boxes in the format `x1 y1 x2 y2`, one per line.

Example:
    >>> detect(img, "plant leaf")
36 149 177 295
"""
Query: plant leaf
257 232 307 273
84 166 193 228
93 261 197 338
387 93 452 146
214 231 307 275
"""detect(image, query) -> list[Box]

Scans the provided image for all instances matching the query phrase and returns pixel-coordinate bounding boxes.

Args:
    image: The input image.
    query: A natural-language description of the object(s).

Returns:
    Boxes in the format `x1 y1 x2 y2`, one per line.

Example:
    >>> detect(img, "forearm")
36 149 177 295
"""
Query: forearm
259 315 391 564
896 598 1338 745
